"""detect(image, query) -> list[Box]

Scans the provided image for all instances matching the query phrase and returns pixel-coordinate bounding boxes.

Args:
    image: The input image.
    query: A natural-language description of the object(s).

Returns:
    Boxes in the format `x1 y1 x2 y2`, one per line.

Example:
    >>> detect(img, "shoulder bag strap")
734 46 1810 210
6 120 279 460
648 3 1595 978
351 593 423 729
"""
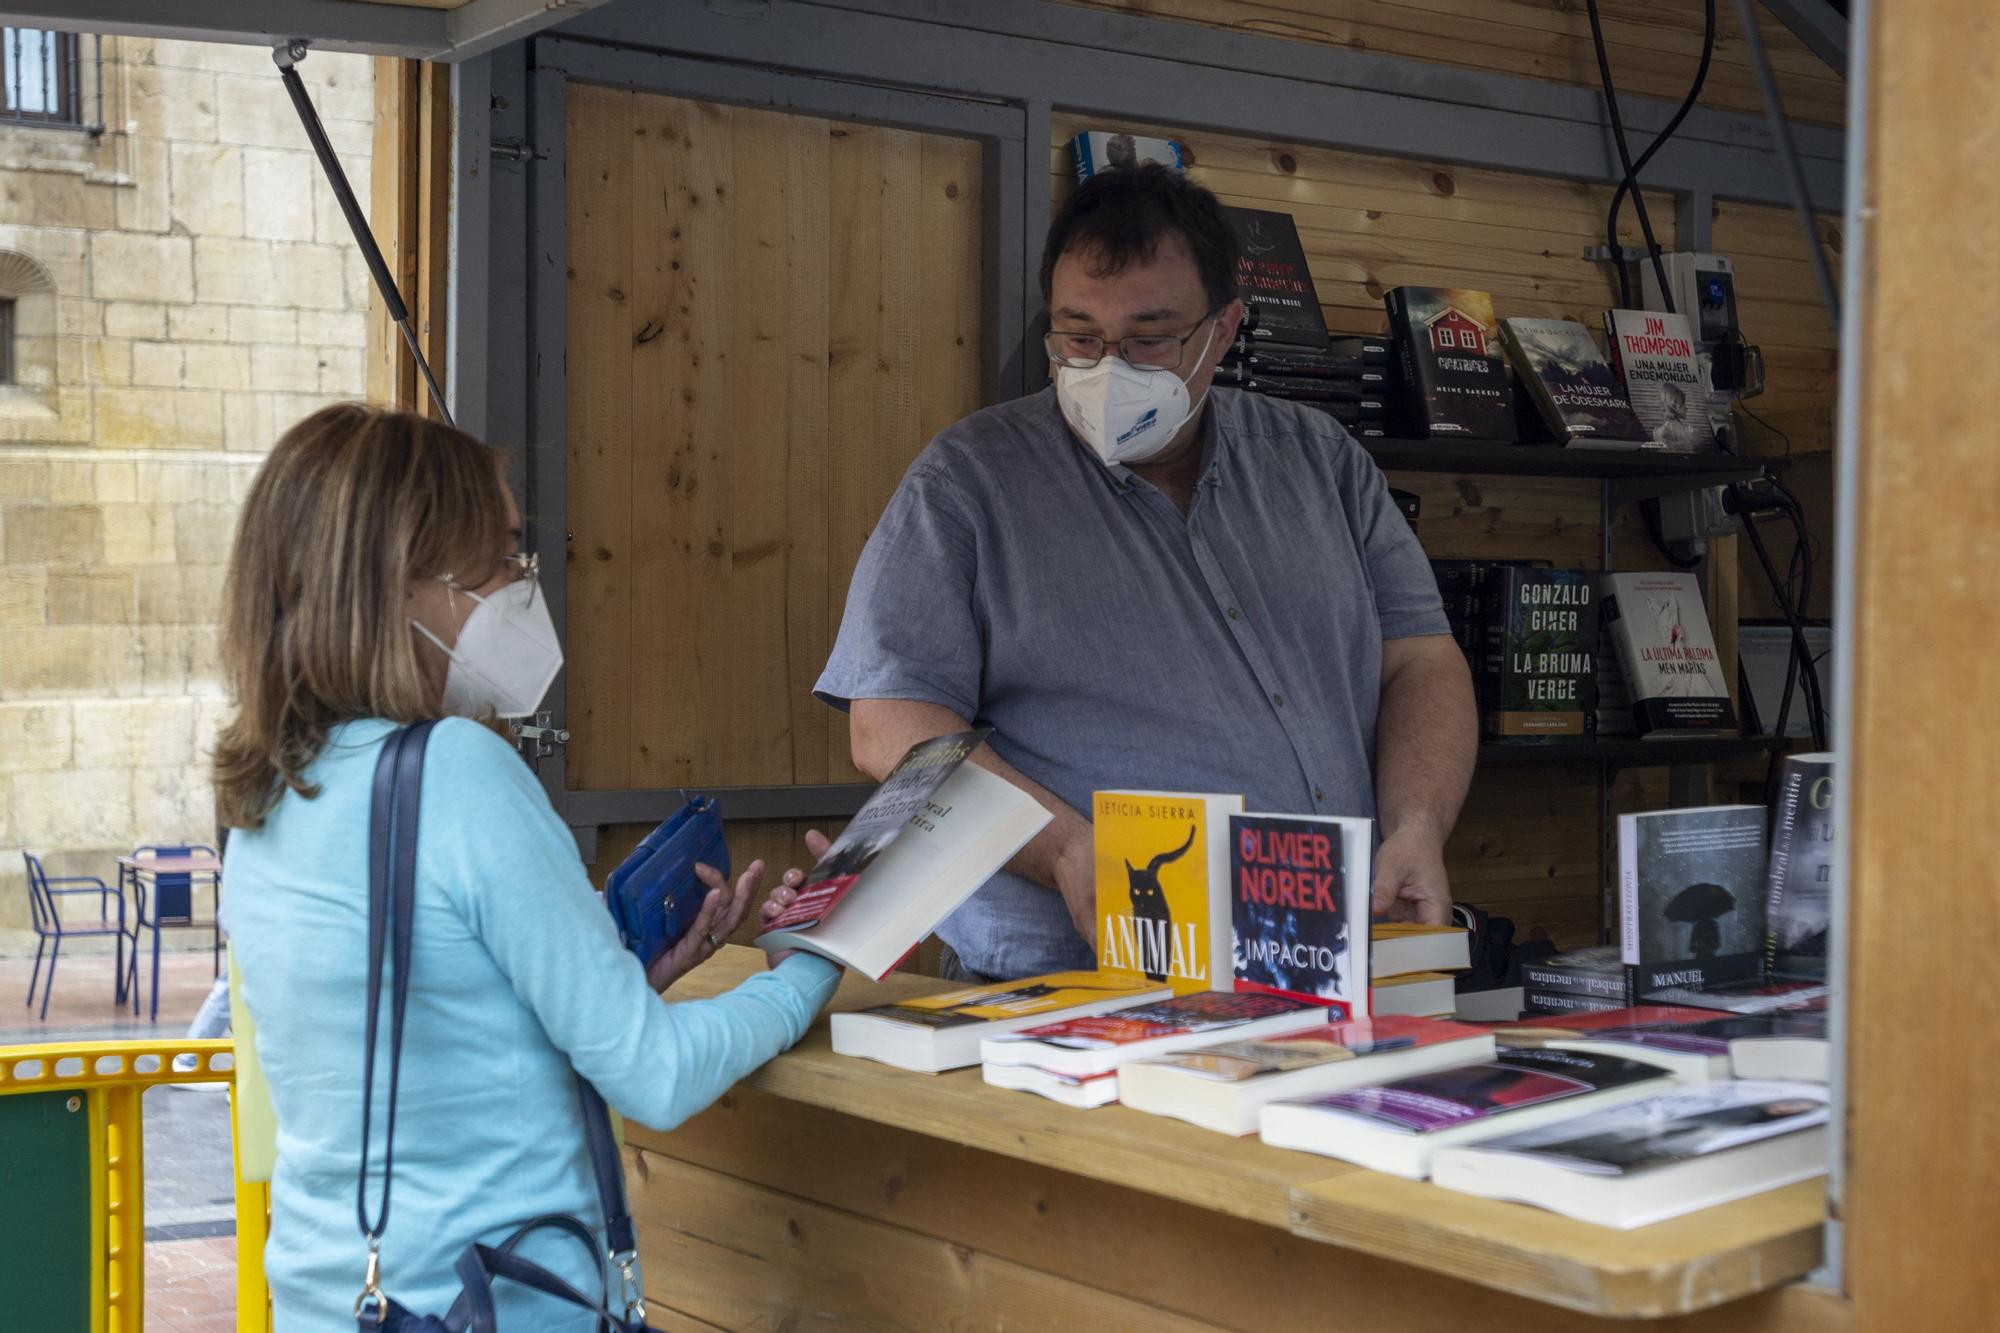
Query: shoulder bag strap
356 720 439 1314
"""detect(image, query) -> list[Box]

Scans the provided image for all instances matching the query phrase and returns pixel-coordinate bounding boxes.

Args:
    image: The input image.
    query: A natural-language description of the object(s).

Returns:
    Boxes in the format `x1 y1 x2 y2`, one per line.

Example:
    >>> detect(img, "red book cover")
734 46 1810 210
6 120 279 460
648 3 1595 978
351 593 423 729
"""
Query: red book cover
996 991 1316 1051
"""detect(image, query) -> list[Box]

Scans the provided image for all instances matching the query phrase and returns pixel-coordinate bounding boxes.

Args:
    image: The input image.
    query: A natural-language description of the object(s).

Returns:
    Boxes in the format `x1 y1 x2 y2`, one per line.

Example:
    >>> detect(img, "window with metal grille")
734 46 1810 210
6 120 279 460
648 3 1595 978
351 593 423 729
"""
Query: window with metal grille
2 27 90 129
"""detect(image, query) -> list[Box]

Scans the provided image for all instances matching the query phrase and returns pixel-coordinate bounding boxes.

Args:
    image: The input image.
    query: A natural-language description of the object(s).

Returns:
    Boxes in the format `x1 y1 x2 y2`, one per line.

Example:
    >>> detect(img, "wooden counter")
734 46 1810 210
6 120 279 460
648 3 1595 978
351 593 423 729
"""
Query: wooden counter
626 948 1850 1331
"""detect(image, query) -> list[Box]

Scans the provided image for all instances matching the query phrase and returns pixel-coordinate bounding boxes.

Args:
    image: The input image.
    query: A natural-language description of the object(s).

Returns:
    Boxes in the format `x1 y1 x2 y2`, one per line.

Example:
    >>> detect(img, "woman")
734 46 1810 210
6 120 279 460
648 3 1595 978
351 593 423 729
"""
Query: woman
216 404 836 1327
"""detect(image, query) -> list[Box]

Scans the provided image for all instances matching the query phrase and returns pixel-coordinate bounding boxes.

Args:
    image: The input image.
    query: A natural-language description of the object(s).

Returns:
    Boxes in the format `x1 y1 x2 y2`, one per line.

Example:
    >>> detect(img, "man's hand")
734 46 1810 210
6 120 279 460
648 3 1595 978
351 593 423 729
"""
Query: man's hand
1053 831 1098 950
646 858 759 992
761 829 835 970
1370 821 1453 925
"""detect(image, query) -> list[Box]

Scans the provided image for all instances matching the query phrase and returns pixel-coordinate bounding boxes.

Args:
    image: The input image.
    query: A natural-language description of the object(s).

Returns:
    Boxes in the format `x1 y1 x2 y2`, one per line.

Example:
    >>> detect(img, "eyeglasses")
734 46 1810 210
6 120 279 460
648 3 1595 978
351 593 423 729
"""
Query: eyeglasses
1043 311 1217 372
439 550 541 607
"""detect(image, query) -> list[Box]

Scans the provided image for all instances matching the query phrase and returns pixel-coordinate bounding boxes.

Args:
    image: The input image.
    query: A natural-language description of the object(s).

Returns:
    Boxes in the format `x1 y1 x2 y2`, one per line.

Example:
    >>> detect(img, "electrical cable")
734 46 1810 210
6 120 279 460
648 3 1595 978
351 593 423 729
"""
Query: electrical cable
1739 505 1828 750
274 42 453 426
1585 0 1676 313
1738 399 1796 456
1603 0 1717 307
1731 0 1841 330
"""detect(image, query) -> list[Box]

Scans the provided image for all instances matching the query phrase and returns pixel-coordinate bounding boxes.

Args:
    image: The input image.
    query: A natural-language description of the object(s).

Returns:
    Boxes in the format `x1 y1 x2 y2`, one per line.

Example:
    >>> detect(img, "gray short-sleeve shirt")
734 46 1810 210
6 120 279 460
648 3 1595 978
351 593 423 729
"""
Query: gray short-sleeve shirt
815 385 1449 980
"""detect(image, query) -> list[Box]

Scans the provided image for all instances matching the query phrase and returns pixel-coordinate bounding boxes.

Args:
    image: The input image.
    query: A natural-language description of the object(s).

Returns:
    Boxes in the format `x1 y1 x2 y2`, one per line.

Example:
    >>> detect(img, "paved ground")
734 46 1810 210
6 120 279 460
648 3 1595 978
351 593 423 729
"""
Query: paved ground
1 948 239 1328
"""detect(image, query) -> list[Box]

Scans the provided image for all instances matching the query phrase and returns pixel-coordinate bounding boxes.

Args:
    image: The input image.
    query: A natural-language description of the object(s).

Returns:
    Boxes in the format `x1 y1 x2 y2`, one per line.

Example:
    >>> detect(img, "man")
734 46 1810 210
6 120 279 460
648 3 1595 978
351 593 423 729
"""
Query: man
815 165 1478 983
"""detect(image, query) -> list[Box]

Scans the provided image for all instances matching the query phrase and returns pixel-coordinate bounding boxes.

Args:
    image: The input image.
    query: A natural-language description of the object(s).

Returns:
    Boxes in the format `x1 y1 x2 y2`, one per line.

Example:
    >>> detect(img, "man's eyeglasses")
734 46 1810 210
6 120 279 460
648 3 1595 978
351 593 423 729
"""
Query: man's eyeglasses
1043 311 1217 372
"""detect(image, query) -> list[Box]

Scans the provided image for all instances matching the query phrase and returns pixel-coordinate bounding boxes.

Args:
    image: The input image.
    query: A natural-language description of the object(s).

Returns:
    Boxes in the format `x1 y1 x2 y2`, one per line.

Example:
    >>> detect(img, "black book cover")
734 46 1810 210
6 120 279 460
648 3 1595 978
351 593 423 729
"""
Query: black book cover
1327 334 1393 364
1214 366 1386 402
1620 806 1769 997
1482 567 1598 741
1498 318 1649 442
1763 754 1834 980
1223 340 1383 381
1225 207 1329 346
1521 945 1632 1001
1384 286 1516 440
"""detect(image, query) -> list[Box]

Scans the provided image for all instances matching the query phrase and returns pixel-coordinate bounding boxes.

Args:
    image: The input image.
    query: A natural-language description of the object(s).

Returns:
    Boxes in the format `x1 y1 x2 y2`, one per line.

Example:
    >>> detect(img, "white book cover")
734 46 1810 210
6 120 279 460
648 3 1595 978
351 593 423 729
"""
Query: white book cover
1598 572 1739 734
1604 309 1714 452
758 739 1051 979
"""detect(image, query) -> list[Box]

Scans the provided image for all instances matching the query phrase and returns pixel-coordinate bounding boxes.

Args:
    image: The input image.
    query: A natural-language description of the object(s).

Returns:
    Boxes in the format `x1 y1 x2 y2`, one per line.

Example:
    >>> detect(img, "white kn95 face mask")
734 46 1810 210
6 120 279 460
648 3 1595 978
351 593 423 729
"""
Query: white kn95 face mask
411 578 563 720
1055 319 1218 466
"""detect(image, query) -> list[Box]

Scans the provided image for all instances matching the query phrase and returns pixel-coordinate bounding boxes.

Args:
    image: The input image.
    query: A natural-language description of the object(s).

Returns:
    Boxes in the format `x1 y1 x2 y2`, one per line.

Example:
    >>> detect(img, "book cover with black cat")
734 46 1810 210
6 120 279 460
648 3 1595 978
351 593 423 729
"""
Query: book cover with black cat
1230 813 1372 1016
1094 790 1243 995
1384 286 1516 440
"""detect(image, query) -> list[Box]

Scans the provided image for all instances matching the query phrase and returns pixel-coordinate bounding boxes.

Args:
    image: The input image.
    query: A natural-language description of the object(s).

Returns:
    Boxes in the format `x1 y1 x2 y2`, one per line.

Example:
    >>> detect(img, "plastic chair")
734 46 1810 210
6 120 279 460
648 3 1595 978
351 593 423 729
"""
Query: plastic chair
126 843 223 1022
22 851 132 1021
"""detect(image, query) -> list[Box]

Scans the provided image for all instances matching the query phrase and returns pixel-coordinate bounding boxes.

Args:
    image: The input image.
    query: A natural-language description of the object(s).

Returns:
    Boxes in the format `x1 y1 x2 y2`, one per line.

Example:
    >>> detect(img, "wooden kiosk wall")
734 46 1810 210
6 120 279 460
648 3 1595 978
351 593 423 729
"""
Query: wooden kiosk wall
558 25 1844 958
390 0 2000 1325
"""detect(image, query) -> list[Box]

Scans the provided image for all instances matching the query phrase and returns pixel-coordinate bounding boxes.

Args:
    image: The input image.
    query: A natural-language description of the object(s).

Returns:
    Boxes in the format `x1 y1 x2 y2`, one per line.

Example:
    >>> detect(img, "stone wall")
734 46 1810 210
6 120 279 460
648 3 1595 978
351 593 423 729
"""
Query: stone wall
0 37 373 953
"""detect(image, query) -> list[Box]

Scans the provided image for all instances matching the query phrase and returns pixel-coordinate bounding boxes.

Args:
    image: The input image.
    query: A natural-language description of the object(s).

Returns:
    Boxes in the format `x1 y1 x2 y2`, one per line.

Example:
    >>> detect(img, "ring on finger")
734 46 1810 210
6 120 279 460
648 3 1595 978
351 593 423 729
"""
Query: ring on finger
705 932 719 950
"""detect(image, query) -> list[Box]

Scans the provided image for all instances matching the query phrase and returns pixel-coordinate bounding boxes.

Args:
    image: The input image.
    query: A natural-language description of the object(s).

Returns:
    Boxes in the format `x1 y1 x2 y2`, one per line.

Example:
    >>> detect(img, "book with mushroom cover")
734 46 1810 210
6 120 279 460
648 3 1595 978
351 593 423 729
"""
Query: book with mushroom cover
1224 206 1329 346
1384 286 1516 440
1764 753 1835 980
1599 571 1740 736
1229 813 1372 1014
1620 805 1769 998
1094 791 1244 995
1604 309 1715 452
1482 567 1599 741
1497 317 1650 444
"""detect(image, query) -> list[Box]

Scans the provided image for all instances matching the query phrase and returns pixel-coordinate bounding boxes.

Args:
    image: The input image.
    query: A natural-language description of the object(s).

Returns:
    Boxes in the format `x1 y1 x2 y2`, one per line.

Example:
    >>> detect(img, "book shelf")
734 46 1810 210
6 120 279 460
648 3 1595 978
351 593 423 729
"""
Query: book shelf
1369 439 1782 941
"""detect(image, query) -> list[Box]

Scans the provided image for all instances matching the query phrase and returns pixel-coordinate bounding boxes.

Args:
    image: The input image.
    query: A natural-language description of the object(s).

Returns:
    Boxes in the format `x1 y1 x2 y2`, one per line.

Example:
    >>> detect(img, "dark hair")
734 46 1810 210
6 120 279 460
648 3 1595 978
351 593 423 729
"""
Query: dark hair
1040 163 1239 313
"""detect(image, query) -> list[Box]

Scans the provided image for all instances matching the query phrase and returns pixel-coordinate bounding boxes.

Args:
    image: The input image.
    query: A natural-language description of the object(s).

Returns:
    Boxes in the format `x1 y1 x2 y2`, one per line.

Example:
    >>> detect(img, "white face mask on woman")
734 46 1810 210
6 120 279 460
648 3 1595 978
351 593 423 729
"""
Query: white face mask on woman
1055 318 1218 466
410 578 563 719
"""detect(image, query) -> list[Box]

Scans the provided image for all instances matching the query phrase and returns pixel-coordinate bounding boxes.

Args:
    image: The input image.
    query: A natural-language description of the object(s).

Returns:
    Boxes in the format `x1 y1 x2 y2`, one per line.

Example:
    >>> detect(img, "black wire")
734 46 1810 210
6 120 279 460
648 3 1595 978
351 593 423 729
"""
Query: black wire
1586 0 1675 314
1740 509 1827 751
1605 0 1717 307
1737 399 1796 457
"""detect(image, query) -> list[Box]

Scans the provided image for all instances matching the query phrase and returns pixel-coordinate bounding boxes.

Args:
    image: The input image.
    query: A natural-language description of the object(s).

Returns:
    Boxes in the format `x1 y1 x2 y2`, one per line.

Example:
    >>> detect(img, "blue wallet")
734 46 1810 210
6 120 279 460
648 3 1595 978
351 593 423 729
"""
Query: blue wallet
604 795 729 968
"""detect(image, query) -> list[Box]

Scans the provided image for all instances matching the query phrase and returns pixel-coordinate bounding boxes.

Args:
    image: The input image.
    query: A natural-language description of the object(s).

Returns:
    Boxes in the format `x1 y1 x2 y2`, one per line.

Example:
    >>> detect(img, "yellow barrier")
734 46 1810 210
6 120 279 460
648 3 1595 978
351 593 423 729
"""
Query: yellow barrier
0 1038 270 1333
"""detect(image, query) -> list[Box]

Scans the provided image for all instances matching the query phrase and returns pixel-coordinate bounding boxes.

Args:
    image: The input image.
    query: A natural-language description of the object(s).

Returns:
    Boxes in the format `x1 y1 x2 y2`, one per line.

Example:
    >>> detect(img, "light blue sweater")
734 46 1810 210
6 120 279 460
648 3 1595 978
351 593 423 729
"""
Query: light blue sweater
224 717 838 1327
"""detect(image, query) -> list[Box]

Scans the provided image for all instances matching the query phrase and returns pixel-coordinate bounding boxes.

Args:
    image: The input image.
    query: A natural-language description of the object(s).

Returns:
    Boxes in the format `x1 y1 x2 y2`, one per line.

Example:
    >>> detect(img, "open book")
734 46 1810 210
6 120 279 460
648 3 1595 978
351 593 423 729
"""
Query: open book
756 730 1051 979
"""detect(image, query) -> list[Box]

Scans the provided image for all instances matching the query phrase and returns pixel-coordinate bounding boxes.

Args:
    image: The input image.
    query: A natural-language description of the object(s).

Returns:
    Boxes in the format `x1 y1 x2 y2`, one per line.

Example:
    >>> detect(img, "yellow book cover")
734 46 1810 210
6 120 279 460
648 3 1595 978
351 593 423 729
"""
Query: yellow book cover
861 972 1164 1026
1094 790 1244 994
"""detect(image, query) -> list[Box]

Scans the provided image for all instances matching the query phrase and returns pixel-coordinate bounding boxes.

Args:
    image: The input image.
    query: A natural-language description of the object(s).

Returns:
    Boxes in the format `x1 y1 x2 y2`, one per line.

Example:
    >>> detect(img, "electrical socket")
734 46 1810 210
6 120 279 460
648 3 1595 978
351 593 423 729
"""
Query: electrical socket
1651 486 1739 560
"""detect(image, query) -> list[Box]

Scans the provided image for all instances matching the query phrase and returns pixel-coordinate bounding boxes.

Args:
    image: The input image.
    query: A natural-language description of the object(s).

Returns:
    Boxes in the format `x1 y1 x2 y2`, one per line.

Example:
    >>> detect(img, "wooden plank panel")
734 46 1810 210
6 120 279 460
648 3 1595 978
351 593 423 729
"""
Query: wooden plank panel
785 117 834 785
1290 1171 1826 1320
919 134 985 443
645 1087 1847 1332
366 57 419 409
632 1154 1227 1332
723 106 802 788
627 93 702 789
1054 0 1846 125
1845 3 2000 1324
565 84 636 791
415 60 450 419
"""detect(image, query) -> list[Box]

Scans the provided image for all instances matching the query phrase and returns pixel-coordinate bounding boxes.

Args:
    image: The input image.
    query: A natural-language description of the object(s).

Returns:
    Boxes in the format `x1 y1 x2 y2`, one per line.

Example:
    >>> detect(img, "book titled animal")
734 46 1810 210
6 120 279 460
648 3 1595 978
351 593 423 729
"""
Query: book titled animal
1384 286 1516 440
830 971 1170 1073
1599 572 1739 735
1764 753 1835 980
1621 805 1769 998
1431 1081 1828 1229
1094 790 1242 995
1604 309 1715 452
757 731 1051 978
1224 206 1329 347
1259 1047 1676 1179
1230 813 1371 1014
1118 1014 1495 1136
1497 317 1649 444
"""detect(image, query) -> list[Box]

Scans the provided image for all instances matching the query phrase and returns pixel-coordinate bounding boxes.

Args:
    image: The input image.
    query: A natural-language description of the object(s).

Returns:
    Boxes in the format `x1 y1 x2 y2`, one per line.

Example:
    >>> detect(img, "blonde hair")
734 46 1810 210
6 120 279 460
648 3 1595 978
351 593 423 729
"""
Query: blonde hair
214 403 512 828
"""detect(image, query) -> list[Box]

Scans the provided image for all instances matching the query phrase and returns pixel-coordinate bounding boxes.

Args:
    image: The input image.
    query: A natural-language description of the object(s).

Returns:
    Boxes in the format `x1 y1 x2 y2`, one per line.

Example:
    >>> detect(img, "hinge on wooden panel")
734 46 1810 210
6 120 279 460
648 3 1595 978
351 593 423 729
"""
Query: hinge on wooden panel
1584 243 1651 264
512 711 570 759
490 139 542 163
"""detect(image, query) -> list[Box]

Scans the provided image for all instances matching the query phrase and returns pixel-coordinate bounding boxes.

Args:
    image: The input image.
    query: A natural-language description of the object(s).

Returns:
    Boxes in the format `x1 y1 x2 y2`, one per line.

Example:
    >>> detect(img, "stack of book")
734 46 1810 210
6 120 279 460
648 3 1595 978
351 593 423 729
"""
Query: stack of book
1370 923 1471 1018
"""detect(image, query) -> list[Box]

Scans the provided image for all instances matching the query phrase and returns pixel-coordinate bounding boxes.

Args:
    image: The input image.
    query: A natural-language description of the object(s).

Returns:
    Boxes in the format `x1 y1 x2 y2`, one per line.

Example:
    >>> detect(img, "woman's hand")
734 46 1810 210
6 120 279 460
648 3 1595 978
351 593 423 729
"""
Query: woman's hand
644 858 761 993
761 829 836 970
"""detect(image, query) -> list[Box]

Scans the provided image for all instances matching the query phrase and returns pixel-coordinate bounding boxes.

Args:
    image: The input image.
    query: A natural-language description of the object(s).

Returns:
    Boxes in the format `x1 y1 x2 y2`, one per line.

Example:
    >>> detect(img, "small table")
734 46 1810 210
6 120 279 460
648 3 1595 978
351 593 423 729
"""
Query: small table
117 854 223 1022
